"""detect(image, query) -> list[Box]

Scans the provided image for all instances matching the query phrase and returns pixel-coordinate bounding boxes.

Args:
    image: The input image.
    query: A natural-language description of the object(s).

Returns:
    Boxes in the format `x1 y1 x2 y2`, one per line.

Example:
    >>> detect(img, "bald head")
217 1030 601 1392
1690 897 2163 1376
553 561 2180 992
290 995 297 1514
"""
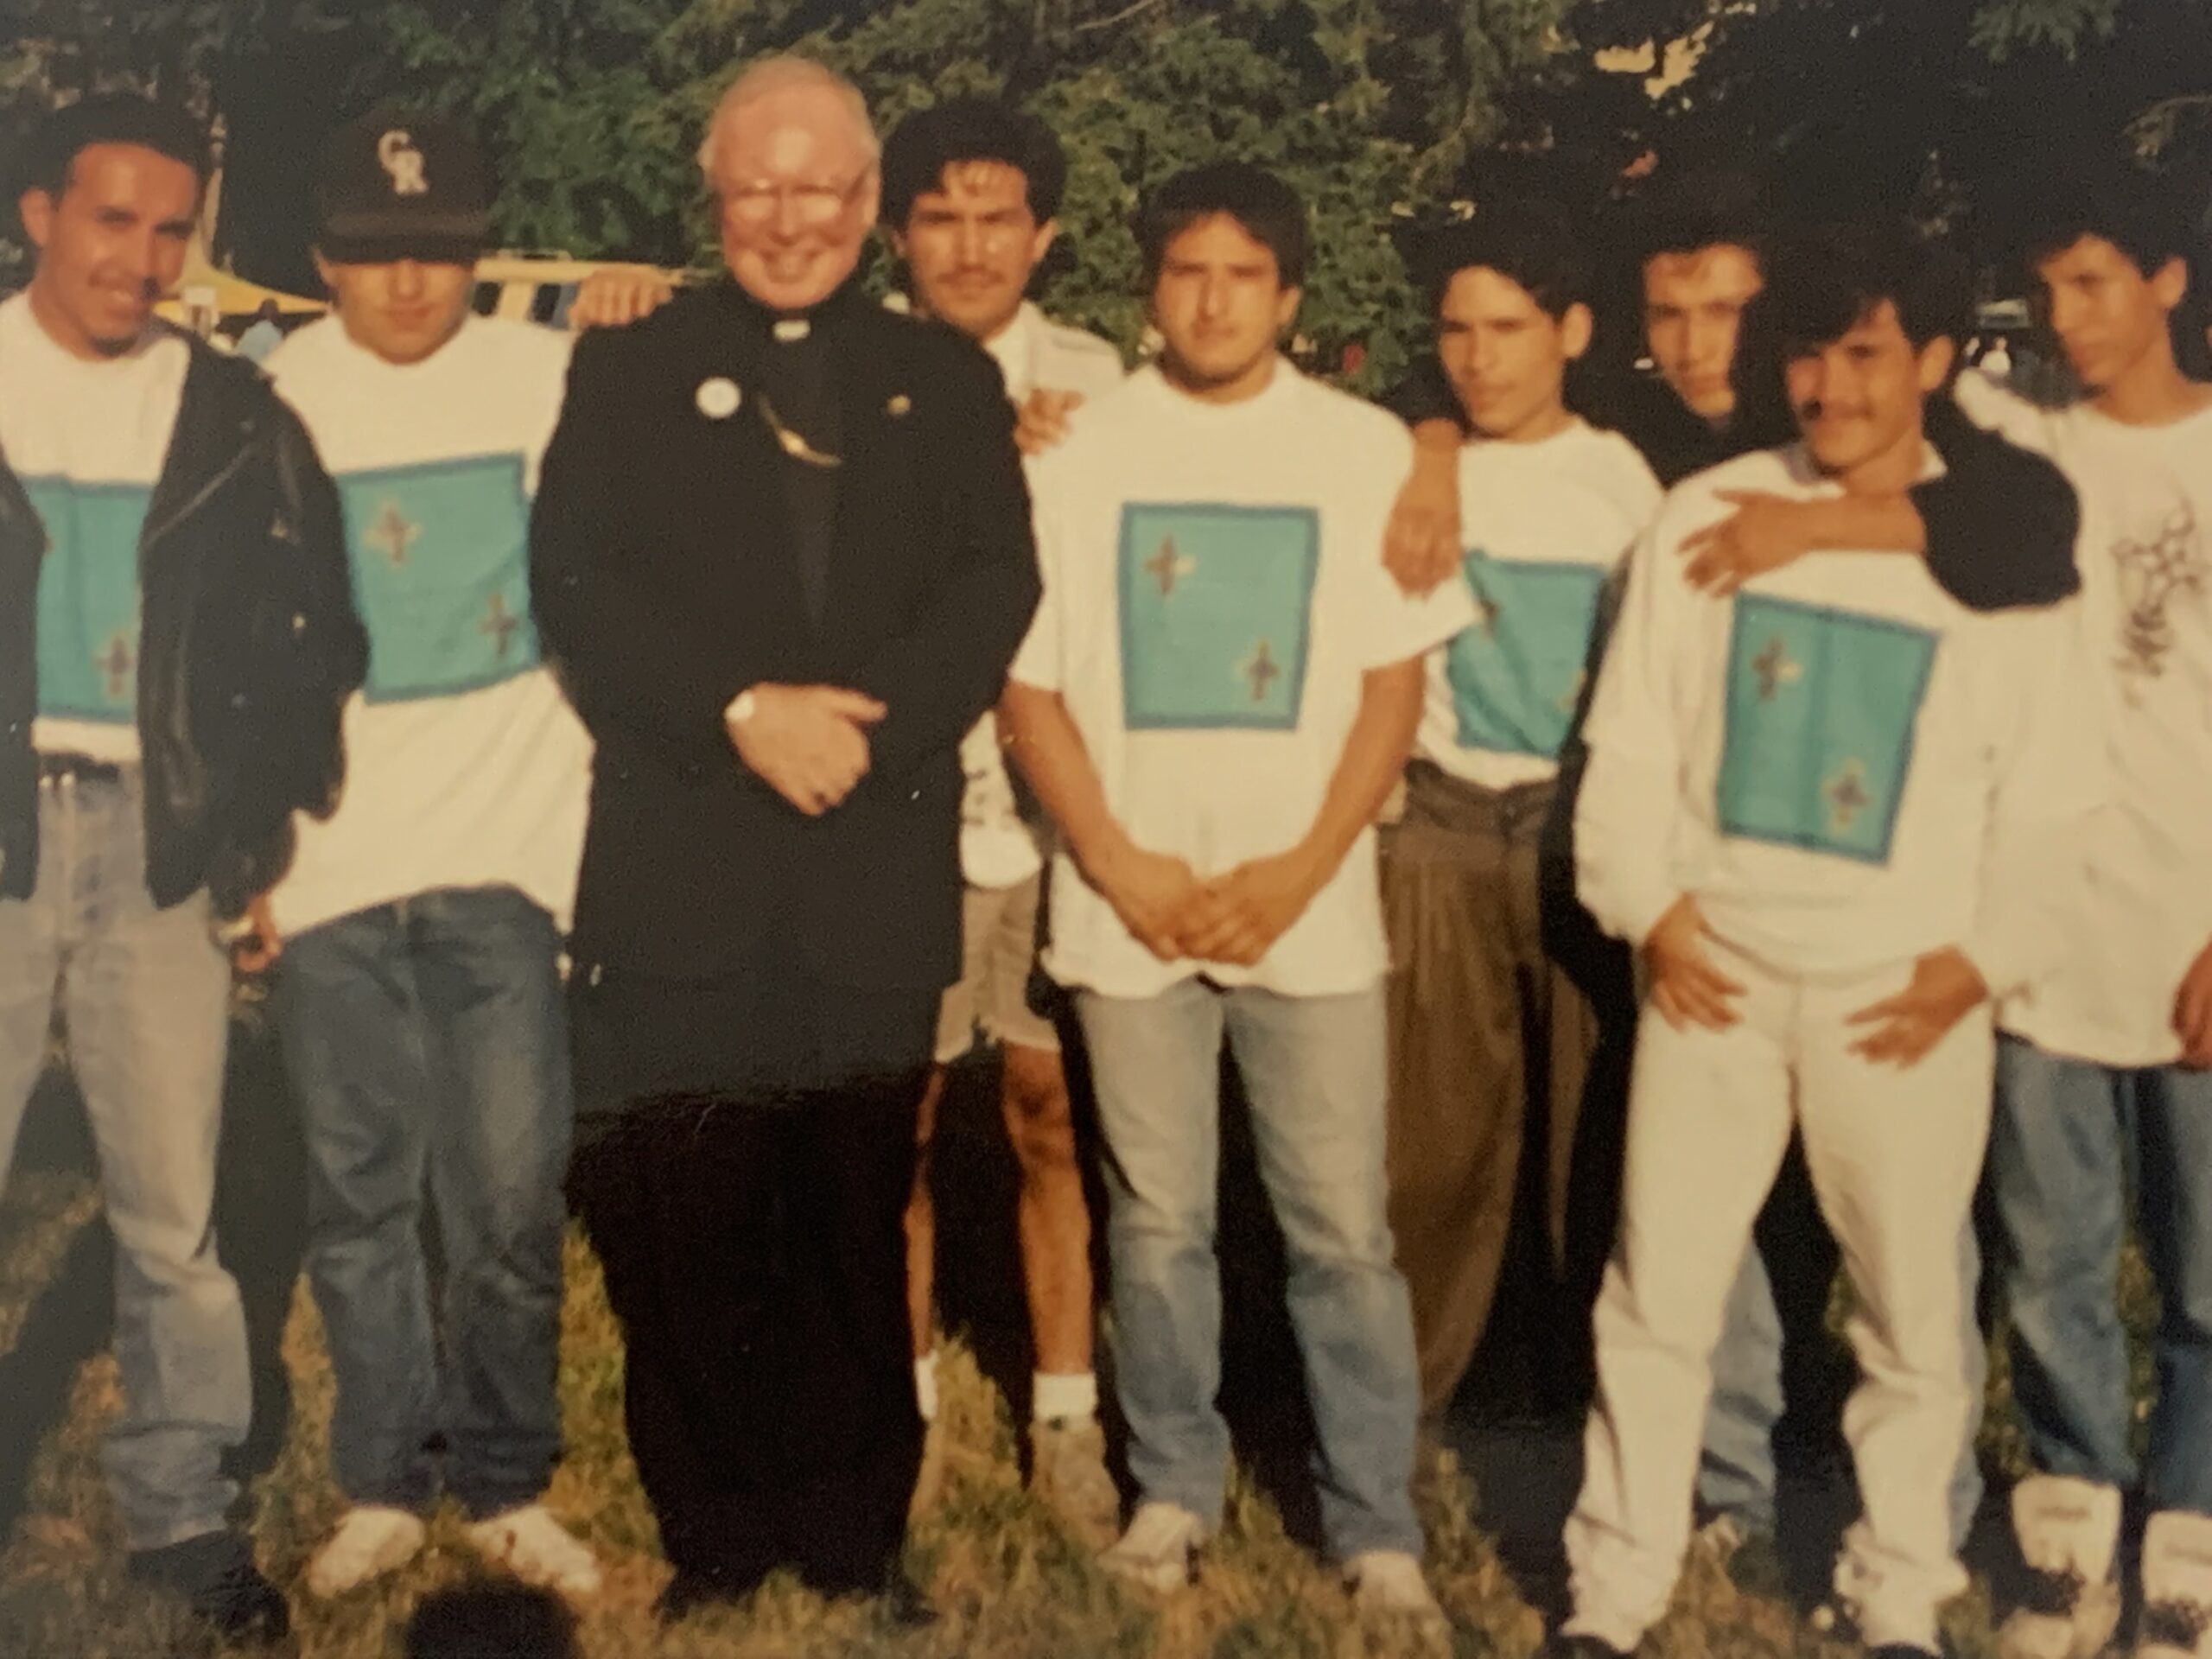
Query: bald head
696 56 878 180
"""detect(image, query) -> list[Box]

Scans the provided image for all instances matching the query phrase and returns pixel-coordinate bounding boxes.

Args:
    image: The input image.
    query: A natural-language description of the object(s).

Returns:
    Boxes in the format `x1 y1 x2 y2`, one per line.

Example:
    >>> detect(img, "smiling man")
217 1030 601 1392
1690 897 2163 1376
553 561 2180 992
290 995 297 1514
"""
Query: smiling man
1548 224 2097 1659
531 57 1038 1614
0 93 365 1645
1000 162 1472 1627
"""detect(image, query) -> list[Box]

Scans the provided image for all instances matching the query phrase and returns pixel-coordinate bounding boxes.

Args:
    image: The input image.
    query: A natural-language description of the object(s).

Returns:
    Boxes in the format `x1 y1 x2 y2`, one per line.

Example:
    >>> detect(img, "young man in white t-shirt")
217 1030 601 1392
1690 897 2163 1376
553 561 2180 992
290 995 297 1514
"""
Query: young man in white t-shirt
1380 200 1660 1427
1549 226 2096 1659
873 99 1125 1541
258 113 599 1605
1939 169 2212 1659
1001 162 1473 1624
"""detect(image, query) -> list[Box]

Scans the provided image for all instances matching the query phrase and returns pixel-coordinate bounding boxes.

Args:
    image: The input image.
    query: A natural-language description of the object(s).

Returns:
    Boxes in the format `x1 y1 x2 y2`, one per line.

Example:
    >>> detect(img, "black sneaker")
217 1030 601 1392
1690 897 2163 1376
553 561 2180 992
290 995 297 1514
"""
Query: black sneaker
128 1529 289 1645
1541 1635 1632 1658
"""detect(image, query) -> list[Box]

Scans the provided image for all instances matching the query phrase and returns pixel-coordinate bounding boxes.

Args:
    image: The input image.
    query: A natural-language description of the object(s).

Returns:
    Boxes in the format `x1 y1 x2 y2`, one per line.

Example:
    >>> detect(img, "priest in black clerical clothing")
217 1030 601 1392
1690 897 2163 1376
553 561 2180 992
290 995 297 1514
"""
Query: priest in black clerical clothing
529 56 1039 1613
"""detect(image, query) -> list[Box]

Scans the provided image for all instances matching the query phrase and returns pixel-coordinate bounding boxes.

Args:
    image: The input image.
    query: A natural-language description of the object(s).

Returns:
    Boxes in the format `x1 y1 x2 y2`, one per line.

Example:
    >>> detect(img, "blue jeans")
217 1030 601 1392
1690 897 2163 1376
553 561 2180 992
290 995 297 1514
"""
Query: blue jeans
0 769 246 1549
1075 978 1422 1560
271 885 572 1516
1698 1216 1986 1545
1986 1033 2212 1514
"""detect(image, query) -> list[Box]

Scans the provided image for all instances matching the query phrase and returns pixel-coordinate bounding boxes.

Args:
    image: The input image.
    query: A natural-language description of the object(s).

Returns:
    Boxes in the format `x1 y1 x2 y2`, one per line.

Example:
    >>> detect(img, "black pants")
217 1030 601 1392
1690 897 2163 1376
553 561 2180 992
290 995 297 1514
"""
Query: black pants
566 963 935 1599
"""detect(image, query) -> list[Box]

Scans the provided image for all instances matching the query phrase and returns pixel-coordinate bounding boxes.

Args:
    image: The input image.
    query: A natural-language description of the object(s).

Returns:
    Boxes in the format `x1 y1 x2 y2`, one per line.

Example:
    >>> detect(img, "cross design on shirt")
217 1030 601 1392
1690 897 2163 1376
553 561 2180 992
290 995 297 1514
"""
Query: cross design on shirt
479 592 522 660
365 500 421 568
1751 635 1803 702
1242 639 1281 703
93 632 134 702
1144 536 1195 598
1824 758 1872 834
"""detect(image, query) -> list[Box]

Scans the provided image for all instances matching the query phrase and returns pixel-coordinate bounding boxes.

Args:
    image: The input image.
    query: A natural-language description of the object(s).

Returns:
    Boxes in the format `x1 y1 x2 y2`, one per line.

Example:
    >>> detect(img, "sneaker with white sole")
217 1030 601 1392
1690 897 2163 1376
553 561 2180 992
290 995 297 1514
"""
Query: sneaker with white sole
465 1503 602 1601
1345 1548 1446 1633
305 1505 426 1599
2136 1510 2212 1659
1098 1501 1207 1592
1999 1474 2124 1659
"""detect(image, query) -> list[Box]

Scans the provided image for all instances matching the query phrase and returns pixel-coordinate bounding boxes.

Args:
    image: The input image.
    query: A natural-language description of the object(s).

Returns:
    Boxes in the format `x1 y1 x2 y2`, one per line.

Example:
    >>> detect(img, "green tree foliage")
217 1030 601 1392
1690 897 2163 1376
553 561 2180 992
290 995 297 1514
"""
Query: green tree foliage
2 0 2203 369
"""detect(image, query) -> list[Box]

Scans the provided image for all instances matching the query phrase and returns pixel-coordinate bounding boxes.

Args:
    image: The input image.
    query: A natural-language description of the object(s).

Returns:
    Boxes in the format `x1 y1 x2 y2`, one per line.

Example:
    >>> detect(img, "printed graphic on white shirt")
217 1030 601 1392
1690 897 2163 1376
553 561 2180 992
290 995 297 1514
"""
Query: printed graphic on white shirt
2105 497 2203 701
28 478 150 724
1117 503 1317 730
1446 553 1607 758
340 452 540 702
1716 596 1938 865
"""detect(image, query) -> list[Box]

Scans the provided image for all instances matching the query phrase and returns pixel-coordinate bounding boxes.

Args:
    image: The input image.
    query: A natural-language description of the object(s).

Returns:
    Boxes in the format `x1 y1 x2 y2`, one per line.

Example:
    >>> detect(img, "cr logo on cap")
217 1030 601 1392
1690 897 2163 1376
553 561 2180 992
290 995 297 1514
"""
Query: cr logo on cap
377 130 429 198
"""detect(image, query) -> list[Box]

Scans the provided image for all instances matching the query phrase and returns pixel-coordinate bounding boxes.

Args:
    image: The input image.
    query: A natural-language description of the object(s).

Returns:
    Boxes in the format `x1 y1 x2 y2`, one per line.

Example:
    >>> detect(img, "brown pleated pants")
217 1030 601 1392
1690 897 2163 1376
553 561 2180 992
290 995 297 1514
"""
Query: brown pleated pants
1381 760 1634 1418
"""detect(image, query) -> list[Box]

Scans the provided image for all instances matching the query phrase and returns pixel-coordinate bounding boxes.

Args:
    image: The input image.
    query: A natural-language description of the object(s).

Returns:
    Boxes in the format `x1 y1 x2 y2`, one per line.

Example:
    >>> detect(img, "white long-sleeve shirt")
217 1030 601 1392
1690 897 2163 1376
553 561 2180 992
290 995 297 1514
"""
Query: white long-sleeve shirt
1575 442 2098 992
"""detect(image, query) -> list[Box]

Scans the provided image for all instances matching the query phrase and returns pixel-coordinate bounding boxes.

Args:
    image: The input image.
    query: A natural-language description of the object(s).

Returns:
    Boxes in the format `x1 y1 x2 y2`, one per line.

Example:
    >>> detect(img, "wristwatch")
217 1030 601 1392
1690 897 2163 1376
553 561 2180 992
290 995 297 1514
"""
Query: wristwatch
726 687 760 726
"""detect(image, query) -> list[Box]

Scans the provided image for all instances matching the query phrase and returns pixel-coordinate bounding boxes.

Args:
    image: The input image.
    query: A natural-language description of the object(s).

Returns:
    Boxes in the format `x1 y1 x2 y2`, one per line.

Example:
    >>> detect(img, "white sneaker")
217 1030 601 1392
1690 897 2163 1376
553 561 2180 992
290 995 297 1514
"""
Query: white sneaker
464 1503 602 1601
1098 1501 1207 1592
305 1505 425 1599
2136 1510 2212 1659
1998 1474 2123 1659
1345 1548 1446 1633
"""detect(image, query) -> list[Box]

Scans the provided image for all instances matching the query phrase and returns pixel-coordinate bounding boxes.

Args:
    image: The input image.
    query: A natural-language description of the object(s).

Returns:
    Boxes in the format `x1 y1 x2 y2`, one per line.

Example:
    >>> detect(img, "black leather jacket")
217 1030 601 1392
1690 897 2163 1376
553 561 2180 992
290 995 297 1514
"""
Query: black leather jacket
0 329 367 916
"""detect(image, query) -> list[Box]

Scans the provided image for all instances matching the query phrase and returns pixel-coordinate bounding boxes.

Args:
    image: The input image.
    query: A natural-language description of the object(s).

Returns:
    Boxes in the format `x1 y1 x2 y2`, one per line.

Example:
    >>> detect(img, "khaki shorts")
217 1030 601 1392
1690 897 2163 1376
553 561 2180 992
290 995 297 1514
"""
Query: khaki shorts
934 872 1062 1064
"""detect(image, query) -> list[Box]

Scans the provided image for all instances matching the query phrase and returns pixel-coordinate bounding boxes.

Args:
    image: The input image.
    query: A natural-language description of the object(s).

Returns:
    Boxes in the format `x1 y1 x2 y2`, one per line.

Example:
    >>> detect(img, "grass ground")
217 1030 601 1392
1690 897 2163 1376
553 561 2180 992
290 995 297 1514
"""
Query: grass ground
0 1108 2158 1658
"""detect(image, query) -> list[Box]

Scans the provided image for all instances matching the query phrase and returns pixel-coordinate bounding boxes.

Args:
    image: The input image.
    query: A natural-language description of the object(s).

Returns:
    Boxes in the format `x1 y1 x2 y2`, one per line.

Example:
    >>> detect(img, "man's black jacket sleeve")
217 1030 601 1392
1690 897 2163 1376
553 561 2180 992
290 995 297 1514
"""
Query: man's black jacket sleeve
529 329 760 779
1917 397 2081 612
844 341 1040 785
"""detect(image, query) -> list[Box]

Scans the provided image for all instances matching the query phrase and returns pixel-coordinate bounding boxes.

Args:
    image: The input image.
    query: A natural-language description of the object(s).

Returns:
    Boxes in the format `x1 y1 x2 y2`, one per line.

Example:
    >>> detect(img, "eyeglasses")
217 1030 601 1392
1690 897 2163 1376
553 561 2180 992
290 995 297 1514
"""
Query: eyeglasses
720 169 872 228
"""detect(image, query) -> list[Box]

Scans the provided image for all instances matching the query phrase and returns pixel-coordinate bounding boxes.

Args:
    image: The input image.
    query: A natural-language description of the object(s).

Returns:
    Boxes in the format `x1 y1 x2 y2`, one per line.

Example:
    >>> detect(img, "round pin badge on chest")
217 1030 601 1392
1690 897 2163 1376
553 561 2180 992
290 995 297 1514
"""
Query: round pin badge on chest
696 377 741 420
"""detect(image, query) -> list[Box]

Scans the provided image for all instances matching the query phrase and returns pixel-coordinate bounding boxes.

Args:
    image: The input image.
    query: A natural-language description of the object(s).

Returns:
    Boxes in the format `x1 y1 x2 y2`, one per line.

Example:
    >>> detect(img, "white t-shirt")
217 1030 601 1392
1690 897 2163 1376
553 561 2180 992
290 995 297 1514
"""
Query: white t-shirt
1576 443 2099 991
1957 372 2212 1065
1418 420 1661 791
265 315 593 938
957 302 1128 890
1013 360 1477 998
0 293 190 765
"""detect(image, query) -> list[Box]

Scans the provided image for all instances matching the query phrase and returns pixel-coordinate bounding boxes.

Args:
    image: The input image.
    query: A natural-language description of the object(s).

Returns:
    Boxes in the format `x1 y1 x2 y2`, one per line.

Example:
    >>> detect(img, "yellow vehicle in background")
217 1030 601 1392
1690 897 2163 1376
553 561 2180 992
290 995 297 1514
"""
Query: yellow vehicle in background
158 247 688 346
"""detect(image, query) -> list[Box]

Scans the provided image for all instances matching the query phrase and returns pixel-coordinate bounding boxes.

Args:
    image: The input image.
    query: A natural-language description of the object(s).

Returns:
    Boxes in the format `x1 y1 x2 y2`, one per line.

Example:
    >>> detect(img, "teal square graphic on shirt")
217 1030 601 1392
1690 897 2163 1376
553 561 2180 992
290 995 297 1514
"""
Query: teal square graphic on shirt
1716 594 1939 865
340 453 540 703
1117 504 1318 731
1446 551 1607 759
28 477 151 724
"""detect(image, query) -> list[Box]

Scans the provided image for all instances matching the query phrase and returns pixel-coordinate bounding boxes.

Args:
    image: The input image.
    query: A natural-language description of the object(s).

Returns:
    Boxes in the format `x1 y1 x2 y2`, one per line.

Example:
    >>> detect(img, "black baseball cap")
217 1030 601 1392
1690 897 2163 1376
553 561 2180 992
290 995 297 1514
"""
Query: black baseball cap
315 111 490 265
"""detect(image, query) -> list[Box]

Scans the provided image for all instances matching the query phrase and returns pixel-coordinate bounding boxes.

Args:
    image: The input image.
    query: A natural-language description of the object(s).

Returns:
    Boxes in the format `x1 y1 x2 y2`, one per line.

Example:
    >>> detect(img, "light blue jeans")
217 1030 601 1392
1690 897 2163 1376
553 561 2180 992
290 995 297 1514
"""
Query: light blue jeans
270 886 572 1516
1076 977 1422 1560
1699 1211 1986 1546
1986 1033 2212 1514
0 769 247 1548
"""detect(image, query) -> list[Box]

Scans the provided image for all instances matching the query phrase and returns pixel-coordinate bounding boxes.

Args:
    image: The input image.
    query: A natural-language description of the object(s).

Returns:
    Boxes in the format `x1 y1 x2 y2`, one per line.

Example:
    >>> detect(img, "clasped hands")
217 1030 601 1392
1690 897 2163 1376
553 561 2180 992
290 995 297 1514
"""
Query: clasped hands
1644 893 1988 1067
1091 838 1319 968
726 683 887 817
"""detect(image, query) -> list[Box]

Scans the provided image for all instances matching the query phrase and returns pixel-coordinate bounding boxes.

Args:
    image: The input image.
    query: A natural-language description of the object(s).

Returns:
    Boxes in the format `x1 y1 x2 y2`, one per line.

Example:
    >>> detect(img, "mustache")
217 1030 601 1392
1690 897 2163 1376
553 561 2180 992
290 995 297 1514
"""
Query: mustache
1794 397 1872 423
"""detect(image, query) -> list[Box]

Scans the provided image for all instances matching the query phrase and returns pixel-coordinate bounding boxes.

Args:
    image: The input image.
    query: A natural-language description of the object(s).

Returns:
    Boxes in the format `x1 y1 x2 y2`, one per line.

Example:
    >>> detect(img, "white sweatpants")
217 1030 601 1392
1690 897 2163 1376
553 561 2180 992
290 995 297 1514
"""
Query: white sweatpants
1562 944 1988 1653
